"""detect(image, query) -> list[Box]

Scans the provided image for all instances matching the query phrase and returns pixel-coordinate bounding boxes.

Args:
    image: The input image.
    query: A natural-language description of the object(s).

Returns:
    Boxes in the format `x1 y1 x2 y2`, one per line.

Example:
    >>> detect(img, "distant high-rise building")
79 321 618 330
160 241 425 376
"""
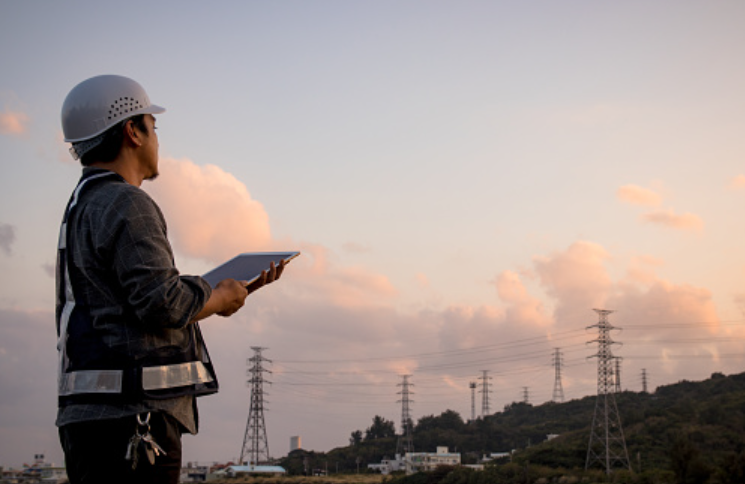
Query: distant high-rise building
290 436 302 452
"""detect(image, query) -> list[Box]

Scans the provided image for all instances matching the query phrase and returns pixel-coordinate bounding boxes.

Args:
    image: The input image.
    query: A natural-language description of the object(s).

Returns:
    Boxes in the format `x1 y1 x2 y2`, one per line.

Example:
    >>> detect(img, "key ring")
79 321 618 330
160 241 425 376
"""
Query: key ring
136 412 151 427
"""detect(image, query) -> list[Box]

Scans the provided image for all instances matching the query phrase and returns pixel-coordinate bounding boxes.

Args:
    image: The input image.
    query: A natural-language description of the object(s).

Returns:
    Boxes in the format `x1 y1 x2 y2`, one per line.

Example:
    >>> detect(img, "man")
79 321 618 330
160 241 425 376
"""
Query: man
56 75 282 483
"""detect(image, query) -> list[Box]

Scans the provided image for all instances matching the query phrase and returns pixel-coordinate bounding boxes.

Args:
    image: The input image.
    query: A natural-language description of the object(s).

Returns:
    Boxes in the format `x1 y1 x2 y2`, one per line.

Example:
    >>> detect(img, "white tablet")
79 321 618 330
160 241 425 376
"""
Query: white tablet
201 251 300 288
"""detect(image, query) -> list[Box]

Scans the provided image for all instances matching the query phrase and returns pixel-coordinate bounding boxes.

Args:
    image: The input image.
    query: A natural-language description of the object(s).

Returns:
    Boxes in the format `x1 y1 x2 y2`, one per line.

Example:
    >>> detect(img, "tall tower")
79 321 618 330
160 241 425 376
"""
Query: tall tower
469 382 477 421
586 309 631 474
641 368 648 394
396 374 414 455
522 387 529 404
614 357 623 393
239 347 272 466
479 370 492 417
552 348 565 403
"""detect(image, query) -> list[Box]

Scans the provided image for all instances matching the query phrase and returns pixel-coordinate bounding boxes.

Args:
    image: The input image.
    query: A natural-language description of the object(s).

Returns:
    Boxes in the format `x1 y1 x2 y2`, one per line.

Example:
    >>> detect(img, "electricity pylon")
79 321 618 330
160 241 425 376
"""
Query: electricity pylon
479 370 492 417
239 347 272 466
552 348 565 403
586 309 631 474
396 374 414 455
614 357 623 393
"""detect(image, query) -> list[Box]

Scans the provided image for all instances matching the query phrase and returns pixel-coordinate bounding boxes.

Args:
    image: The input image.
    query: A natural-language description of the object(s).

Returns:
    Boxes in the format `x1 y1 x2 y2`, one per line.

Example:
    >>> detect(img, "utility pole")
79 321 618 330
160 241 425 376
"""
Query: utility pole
552 348 565 403
469 382 477 421
586 309 631 475
396 374 414 455
479 370 492 417
641 368 648 394
239 347 272 466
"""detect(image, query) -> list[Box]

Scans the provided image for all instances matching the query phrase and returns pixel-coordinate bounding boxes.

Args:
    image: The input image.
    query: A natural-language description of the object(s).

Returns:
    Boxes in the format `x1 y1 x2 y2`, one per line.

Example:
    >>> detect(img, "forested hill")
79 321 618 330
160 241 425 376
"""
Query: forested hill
280 371 745 479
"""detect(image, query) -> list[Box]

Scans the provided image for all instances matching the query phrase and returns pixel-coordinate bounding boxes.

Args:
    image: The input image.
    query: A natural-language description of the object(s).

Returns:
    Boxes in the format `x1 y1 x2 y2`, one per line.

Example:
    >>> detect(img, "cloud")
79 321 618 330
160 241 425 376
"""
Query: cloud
641 209 703 231
494 270 551 328
145 157 272 263
729 175 745 190
533 241 612 327
415 273 430 288
0 223 15 255
342 242 372 254
617 184 662 207
288 243 398 309
617 184 703 232
0 109 29 136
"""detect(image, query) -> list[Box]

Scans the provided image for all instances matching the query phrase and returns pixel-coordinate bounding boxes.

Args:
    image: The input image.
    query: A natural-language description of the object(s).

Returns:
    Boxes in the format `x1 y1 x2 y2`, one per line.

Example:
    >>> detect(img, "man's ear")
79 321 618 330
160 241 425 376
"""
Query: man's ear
123 120 143 147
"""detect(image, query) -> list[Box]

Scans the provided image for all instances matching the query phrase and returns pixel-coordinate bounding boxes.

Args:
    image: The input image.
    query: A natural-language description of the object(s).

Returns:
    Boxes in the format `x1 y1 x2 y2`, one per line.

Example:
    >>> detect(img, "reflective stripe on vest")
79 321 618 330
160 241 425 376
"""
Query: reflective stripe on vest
58 361 215 396
58 171 215 398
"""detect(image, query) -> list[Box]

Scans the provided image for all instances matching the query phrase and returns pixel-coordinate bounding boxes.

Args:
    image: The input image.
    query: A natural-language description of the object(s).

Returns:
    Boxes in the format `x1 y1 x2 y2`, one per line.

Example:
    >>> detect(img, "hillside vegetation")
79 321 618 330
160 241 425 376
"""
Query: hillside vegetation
280 371 745 483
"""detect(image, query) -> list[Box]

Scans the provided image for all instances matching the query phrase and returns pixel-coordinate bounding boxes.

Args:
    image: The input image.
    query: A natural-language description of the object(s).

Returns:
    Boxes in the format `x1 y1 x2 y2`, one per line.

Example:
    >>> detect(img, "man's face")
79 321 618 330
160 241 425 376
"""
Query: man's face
139 114 160 181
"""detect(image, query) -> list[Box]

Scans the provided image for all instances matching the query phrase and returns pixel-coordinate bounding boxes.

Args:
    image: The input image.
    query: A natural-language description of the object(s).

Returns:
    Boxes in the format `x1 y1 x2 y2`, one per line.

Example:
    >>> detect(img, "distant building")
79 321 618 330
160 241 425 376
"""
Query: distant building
481 451 511 463
207 464 286 480
405 447 461 474
290 435 302 451
368 454 405 475
5 454 68 483
180 463 211 482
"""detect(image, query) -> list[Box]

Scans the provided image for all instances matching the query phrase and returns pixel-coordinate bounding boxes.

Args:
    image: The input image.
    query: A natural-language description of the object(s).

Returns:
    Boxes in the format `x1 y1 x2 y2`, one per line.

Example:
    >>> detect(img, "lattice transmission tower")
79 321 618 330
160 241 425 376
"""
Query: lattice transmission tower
552 348 565 403
396 374 414 455
641 368 648 393
479 370 492 417
239 347 272 465
586 309 631 474
614 357 623 393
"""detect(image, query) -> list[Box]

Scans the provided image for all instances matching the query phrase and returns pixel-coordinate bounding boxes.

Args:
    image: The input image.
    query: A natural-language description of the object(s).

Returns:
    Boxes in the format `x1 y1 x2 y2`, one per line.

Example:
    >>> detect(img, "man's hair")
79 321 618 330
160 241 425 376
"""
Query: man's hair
78 114 149 166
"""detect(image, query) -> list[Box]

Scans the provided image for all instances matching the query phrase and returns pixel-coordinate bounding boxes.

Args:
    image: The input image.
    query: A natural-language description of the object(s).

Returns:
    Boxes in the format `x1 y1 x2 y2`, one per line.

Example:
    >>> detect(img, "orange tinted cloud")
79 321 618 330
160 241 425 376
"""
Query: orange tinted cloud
729 175 745 189
495 270 551 327
641 209 703 231
534 241 611 326
146 157 272 262
0 110 28 135
289 243 397 308
617 184 662 207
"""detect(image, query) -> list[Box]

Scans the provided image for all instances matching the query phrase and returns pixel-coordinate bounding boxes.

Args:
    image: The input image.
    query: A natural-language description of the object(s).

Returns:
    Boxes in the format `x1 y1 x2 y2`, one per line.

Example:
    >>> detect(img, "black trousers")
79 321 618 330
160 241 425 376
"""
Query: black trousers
59 412 183 484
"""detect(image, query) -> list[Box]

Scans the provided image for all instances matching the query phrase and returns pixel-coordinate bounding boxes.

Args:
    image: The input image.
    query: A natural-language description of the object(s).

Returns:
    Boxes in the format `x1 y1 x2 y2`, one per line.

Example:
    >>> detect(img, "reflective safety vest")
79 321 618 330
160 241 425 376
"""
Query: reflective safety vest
56 170 219 406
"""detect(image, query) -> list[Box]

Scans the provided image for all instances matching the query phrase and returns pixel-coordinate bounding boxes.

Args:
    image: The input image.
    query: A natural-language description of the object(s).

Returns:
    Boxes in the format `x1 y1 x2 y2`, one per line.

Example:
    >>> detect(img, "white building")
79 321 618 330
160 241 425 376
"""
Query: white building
405 447 461 474
368 454 405 475
207 464 286 480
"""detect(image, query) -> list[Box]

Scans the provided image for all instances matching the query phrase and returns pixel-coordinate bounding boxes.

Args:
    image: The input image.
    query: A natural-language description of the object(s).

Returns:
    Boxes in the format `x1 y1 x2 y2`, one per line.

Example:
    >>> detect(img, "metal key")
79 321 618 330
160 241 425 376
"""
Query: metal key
125 433 141 470
142 439 156 465
142 432 167 458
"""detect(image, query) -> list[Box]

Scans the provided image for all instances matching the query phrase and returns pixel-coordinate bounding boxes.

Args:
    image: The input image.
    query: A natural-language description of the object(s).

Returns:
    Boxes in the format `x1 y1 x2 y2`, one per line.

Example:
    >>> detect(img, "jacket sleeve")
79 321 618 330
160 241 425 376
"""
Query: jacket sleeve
99 186 212 329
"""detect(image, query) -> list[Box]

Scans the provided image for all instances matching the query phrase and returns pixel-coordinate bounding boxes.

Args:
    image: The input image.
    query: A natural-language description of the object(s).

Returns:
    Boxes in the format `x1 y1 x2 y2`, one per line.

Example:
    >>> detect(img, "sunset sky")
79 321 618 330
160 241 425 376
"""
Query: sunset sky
2 0 745 469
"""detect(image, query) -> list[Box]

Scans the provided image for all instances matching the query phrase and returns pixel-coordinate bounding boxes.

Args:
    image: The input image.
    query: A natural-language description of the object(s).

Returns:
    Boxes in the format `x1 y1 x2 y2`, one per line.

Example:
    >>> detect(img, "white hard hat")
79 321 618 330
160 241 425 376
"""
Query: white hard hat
61 75 165 143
